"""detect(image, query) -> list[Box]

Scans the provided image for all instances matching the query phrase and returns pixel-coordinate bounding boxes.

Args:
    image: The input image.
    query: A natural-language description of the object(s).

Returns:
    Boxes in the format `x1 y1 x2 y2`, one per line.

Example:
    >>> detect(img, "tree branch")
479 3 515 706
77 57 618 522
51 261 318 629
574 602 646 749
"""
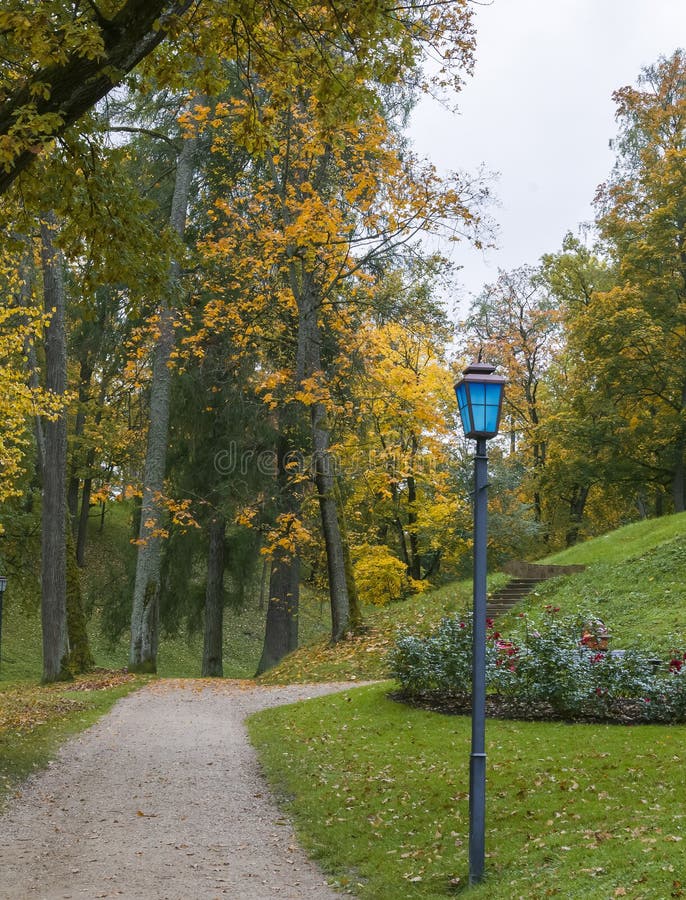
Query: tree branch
0 0 199 194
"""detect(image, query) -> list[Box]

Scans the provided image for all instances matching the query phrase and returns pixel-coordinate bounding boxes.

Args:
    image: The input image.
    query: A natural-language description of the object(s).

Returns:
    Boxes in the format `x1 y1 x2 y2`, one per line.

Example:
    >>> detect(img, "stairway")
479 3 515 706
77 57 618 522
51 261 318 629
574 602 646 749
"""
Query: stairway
486 561 586 620
486 577 548 619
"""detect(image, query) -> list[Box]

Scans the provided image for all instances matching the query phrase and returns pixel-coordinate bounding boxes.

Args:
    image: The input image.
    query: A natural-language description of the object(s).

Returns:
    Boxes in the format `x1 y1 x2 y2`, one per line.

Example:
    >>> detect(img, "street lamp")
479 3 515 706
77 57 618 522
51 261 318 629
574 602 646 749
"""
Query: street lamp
454 360 506 886
0 576 7 673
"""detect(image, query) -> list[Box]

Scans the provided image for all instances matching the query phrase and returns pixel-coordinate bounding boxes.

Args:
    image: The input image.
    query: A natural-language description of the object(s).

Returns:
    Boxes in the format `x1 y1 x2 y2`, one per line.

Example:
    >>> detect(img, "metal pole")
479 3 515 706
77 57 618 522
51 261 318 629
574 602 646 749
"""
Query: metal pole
469 437 488 885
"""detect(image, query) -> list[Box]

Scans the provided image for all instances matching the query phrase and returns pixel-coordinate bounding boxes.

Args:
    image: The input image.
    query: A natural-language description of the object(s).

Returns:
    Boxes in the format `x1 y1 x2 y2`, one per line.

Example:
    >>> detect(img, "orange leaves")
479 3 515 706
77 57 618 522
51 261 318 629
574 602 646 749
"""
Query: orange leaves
0 671 135 736
130 491 200 547
262 512 312 560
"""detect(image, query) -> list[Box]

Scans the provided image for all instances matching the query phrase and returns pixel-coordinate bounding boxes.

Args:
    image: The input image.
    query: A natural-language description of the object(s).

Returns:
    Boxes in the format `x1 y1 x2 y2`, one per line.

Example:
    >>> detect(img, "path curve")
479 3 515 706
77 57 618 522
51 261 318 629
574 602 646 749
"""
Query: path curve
0 680 359 899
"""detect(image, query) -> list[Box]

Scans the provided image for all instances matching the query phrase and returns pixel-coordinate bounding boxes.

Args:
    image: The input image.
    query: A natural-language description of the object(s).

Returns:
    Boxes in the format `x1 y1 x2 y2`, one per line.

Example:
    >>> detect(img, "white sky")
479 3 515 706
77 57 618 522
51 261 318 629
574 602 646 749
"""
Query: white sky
409 0 686 315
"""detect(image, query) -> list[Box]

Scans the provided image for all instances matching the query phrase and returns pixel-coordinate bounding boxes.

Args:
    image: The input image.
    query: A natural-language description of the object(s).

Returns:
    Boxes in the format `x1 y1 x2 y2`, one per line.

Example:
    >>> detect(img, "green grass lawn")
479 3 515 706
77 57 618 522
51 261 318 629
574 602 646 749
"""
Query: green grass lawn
248 682 686 899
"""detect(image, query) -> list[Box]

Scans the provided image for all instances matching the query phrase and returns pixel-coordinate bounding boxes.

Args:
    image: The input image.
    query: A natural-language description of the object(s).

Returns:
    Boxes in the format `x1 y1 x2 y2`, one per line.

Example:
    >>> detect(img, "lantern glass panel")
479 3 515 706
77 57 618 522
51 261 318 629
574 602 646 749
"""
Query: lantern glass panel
483 382 503 433
455 382 472 435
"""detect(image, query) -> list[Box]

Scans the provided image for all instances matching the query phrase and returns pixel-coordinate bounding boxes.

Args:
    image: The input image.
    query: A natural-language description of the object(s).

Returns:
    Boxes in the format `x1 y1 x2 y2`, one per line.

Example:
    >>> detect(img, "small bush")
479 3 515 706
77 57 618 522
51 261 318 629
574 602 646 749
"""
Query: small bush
353 543 425 606
390 610 686 723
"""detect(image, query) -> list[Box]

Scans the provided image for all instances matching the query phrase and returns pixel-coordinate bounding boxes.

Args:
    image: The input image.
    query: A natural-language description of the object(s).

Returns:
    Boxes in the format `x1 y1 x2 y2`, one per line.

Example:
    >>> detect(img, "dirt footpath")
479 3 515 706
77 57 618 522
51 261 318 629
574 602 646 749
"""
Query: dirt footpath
0 680 358 899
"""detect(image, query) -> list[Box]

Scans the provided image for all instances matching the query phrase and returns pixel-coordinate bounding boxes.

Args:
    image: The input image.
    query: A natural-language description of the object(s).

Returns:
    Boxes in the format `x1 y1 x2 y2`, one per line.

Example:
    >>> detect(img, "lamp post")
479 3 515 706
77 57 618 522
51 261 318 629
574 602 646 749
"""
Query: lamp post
0 576 6 673
454 360 506 886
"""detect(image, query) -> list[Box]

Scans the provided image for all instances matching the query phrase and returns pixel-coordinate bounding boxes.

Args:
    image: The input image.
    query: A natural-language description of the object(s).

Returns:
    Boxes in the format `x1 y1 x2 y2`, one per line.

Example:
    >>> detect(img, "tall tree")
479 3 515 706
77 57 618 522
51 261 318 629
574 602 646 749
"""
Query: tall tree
202 52 488 662
464 266 561 526
538 234 623 543
39 212 69 682
129 101 203 672
593 50 686 512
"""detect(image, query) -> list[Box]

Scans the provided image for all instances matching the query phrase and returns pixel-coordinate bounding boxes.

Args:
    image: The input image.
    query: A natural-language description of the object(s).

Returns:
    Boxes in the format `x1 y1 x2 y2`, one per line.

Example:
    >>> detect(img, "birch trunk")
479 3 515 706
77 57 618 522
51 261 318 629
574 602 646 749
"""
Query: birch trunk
129 122 199 671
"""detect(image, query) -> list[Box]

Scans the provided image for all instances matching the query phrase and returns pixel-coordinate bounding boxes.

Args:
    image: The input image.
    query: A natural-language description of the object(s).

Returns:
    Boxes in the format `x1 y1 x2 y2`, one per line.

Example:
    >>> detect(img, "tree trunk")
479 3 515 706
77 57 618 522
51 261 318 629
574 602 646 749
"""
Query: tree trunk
66 527 94 673
565 484 590 547
256 551 300 676
40 213 69 682
312 401 350 642
295 273 350 642
257 434 301 674
67 475 80 532
333 477 362 631
202 515 225 677
76 472 93 567
672 385 686 513
673 454 685 513
655 489 665 517
68 359 93 536
76 394 105 566
406 441 421 580
129 118 199 672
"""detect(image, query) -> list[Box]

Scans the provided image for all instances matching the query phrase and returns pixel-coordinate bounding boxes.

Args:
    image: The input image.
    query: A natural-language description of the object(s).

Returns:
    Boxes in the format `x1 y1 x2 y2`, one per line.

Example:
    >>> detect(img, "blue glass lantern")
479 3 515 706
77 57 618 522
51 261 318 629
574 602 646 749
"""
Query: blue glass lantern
454 361 507 439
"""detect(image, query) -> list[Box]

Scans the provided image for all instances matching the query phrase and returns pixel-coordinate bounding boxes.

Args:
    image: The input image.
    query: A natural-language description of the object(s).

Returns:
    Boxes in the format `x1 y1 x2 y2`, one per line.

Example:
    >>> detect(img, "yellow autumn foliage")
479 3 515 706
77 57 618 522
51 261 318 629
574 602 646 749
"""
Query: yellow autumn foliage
353 543 426 606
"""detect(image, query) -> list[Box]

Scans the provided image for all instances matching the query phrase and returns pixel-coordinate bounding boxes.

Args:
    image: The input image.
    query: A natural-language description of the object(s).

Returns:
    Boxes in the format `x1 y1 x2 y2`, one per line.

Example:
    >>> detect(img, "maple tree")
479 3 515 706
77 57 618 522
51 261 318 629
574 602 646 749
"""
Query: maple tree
336 268 471 593
200 64 487 661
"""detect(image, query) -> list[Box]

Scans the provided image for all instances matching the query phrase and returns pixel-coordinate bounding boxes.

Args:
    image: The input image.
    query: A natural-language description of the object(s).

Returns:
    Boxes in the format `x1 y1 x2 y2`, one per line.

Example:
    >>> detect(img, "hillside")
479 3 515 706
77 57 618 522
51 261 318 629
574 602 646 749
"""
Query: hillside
2 510 684 685
0 502 331 684
261 511 686 683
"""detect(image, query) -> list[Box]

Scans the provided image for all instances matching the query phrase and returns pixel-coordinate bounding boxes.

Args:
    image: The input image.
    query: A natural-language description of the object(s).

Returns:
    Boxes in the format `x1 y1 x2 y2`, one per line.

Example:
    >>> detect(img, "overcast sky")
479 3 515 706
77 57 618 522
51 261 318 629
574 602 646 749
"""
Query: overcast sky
409 0 686 315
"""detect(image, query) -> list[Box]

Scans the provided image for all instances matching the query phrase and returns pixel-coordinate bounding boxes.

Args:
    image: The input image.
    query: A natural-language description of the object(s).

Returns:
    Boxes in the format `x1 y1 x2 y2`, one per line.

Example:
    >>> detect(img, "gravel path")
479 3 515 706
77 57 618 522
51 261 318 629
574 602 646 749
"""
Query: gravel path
0 680 360 900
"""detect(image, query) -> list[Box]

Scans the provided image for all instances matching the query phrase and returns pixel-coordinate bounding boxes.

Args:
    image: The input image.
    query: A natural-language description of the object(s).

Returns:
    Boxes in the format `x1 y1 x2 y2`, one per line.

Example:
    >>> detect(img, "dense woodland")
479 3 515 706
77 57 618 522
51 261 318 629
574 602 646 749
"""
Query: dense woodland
0 2 684 681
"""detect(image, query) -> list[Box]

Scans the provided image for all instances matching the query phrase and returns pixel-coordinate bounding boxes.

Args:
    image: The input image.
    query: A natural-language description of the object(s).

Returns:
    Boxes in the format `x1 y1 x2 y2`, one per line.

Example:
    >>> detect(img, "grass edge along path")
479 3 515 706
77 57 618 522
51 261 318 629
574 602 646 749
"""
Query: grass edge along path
248 682 686 899
0 671 147 811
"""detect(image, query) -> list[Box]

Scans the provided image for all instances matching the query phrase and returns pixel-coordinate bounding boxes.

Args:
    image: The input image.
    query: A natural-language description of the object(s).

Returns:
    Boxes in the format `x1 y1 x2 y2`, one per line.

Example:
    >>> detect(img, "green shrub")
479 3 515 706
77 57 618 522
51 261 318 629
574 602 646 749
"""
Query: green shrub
390 610 686 723
391 615 494 695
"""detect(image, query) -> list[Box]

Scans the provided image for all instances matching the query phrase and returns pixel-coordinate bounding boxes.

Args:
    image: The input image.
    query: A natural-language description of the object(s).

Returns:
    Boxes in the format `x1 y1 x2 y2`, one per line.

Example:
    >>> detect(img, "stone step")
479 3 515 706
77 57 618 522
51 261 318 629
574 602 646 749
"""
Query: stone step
485 560 586 620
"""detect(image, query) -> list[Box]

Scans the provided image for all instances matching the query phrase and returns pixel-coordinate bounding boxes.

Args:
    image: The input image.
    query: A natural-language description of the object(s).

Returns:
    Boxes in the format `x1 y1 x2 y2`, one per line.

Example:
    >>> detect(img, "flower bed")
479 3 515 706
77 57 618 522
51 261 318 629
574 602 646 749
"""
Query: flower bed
388 610 686 724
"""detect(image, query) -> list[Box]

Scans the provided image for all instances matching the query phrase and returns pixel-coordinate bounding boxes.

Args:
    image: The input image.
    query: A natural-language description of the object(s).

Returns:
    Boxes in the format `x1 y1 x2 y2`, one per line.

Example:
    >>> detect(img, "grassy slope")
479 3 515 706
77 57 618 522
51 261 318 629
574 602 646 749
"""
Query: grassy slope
498 512 686 650
262 511 686 683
